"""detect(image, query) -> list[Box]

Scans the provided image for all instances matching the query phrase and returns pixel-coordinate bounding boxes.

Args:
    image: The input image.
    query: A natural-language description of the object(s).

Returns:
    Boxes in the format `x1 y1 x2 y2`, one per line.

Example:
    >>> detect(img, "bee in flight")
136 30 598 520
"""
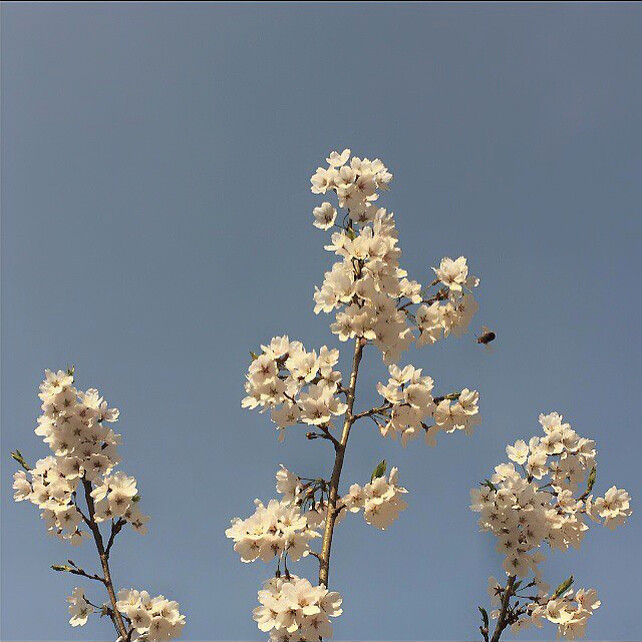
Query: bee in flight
476 326 496 351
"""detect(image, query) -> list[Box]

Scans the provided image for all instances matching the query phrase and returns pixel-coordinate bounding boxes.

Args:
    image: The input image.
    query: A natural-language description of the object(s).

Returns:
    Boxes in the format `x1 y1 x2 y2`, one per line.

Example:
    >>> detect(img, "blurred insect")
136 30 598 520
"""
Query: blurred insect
476 326 496 352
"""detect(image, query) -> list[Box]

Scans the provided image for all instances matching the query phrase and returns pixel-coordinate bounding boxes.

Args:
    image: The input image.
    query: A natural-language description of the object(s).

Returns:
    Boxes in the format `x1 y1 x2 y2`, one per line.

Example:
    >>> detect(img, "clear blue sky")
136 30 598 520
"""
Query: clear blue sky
2 3 641 640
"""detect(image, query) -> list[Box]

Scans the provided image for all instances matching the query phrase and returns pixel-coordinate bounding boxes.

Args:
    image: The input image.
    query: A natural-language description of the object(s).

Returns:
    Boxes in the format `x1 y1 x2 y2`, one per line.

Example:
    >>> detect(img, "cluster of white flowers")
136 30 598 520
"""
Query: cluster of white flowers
254 575 343 641
227 466 344 640
227 462 408 613
375 364 480 446
342 467 408 529
529 587 601 640
486 576 602 640
14 369 185 640
115 589 186 641
67 587 94 627
429 388 481 445
473 412 631 639
13 456 87 546
91 471 150 533
227 465 346 558
242 337 346 440
310 149 479 364
417 256 480 345
225 497 320 563
12 370 149 542
311 148 392 217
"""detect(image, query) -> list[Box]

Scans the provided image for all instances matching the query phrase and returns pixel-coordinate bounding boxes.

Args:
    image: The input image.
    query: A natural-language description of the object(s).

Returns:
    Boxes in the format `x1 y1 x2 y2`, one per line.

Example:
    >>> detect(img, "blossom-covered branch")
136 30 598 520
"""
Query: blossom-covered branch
471 412 632 641
229 148 484 640
12 369 185 641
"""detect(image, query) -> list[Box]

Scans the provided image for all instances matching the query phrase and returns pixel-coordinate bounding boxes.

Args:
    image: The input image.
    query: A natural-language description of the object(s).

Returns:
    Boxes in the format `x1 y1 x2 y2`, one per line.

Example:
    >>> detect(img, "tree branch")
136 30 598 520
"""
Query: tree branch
81 478 128 640
352 402 392 421
51 562 105 584
490 575 517 642
318 336 365 587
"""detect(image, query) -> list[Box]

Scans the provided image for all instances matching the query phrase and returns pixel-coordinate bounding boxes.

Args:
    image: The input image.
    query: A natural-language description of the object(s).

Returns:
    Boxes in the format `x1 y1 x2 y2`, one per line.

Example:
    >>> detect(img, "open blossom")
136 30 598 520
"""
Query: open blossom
254 575 342 641
473 412 631 639
13 470 31 501
587 486 631 529
313 202 337 230
506 439 529 465
115 589 185 641
342 467 408 530
433 256 470 292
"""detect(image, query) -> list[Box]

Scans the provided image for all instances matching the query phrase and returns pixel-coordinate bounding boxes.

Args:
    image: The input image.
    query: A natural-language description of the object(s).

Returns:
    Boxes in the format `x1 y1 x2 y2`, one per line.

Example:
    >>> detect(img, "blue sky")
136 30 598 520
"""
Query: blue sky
2 3 641 640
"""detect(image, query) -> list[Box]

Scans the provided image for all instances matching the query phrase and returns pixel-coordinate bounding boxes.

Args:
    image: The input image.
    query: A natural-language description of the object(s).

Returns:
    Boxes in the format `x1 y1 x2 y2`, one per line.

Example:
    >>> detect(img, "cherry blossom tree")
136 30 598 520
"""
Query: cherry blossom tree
471 412 632 642
12 368 185 641
227 149 483 640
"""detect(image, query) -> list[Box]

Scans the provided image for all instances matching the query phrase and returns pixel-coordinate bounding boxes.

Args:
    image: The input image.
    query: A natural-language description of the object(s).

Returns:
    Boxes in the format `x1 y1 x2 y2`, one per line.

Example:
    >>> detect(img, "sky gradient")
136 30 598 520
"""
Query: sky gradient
2 3 641 640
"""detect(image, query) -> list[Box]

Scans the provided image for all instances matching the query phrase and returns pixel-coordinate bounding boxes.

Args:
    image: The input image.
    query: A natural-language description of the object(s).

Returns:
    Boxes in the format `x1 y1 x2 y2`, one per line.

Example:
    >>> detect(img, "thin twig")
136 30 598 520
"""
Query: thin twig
352 402 392 421
105 518 126 556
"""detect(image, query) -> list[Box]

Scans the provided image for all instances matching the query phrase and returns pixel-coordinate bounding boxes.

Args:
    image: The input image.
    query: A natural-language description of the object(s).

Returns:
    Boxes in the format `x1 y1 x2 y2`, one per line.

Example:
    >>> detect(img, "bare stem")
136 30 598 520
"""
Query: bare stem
489 575 517 642
54 561 105 584
352 402 391 421
81 478 129 640
318 337 364 587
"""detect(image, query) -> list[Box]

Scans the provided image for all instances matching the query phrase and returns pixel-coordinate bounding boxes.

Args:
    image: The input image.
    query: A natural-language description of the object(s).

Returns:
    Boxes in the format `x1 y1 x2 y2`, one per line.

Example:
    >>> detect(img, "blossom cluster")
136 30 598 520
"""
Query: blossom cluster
91 471 149 533
420 256 480 343
375 364 480 446
254 575 343 641
473 412 631 639
529 587 601 640
13 369 184 640
342 466 408 529
67 587 94 627
115 588 186 641
12 369 148 543
227 466 344 640
225 497 320 563
242 337 346 440
310 149 480 364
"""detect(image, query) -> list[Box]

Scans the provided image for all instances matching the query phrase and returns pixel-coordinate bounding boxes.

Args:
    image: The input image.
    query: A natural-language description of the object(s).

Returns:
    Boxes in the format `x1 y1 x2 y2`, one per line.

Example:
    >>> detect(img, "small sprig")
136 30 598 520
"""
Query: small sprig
11 449 30 471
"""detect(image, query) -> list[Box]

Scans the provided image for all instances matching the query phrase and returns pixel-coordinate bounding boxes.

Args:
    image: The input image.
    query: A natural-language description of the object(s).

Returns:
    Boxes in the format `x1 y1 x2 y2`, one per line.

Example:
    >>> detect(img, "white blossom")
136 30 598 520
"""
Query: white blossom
313 202 337 231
